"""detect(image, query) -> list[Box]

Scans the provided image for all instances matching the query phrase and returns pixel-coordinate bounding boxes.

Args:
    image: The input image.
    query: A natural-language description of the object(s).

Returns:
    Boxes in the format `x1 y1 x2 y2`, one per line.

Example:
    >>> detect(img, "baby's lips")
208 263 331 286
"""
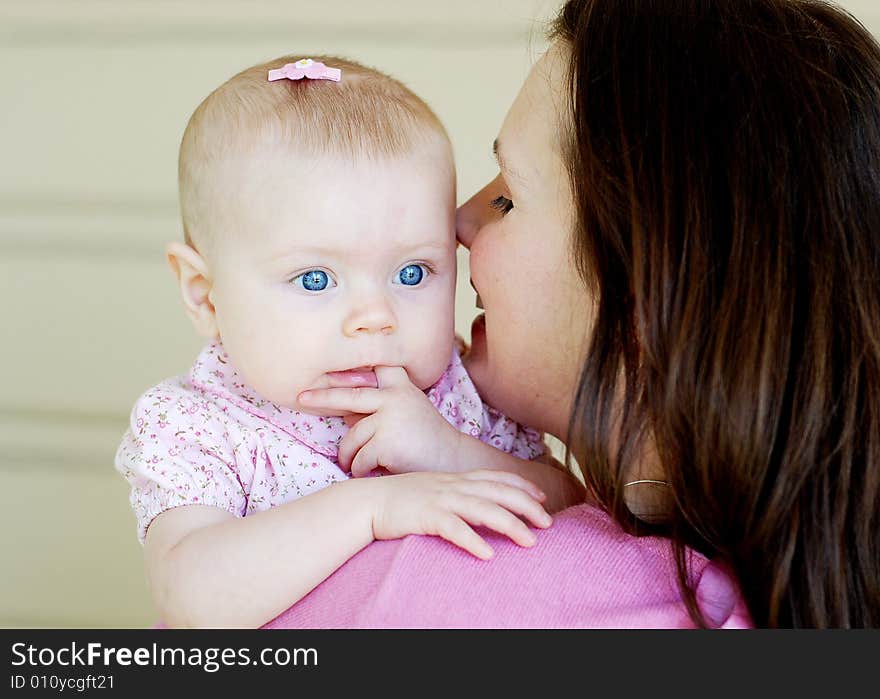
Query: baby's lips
323 369 379 389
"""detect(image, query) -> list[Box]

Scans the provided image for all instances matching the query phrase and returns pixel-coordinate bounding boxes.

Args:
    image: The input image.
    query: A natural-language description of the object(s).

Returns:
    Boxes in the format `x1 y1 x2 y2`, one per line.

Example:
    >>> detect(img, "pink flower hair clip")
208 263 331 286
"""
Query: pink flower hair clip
268 58 342 83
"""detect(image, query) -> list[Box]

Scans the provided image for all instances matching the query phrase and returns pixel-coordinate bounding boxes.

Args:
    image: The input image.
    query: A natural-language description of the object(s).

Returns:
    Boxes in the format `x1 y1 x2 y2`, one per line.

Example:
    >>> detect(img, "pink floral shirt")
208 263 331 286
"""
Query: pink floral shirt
115 341 545 544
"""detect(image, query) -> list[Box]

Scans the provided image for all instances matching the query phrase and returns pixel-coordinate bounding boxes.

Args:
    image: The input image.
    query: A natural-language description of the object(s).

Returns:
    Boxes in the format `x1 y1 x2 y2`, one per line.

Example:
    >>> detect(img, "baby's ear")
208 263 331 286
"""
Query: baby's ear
165 241 219 340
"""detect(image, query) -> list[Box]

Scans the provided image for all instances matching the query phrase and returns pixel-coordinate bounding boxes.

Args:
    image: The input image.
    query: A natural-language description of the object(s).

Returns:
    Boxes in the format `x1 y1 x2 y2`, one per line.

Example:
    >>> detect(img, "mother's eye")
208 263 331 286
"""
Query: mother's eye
291 269 336 292
490 195 514 216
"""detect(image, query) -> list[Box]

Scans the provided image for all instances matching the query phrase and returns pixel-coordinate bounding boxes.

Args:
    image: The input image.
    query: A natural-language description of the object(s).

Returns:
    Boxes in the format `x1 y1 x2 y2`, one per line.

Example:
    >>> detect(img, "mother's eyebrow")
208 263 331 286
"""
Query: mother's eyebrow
493 138 527 185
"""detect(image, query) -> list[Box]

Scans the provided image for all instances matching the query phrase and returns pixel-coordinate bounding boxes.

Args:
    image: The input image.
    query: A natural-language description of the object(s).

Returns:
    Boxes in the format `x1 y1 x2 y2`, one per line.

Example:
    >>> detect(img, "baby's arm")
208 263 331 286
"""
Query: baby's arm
144 479 374 629
446 439 585 513
144 469 550 628
298 367 586 513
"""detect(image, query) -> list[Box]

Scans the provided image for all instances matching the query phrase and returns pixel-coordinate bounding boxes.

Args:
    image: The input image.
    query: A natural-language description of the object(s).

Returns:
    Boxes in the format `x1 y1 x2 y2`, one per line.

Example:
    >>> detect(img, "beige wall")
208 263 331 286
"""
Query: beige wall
2 0 879 628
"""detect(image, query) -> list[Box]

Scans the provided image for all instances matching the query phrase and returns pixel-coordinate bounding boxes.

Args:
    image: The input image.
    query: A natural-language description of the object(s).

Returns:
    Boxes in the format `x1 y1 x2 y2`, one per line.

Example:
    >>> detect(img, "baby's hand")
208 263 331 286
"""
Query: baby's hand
299 366 466 477
366 470 551 559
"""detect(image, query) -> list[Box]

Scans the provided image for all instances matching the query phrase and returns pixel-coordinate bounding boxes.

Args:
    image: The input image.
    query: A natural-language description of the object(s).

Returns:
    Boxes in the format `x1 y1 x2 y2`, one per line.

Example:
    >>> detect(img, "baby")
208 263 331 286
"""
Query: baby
115 55 581 628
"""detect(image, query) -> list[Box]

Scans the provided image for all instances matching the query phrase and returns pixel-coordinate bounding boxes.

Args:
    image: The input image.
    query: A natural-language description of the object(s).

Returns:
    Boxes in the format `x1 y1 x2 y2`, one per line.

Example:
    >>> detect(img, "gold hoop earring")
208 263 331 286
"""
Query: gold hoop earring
623 479 671 523
624 479 669 488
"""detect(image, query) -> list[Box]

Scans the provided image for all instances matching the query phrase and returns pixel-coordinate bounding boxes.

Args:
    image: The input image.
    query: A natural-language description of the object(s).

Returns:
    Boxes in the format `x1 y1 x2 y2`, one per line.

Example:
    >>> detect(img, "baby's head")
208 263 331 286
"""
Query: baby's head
169 55 457 414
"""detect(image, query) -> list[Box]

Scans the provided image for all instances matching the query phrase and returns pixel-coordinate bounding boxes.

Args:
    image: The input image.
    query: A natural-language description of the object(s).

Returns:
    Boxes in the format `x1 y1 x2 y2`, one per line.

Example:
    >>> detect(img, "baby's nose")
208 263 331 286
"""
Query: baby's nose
342 296 397 336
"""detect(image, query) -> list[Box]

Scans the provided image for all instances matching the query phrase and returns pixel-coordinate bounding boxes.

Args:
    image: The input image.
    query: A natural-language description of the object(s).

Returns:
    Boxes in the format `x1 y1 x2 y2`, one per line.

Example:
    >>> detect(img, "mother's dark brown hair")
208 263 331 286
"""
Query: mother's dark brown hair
554 0 880 627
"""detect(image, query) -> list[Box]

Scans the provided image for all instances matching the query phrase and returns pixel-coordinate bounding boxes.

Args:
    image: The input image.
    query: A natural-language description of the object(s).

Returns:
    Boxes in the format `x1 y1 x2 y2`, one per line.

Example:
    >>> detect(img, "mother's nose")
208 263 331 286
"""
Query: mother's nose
456 184 494 250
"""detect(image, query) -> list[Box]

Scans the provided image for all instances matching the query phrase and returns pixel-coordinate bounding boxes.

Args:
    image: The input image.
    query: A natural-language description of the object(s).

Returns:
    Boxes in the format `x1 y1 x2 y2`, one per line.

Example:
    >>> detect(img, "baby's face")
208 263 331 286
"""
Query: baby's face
206 143 457 415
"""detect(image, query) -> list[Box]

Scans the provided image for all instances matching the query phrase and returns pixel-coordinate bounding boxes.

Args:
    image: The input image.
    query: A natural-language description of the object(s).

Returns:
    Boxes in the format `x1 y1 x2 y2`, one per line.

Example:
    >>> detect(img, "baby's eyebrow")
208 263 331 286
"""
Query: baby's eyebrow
264 241 452 264
493 138 527 184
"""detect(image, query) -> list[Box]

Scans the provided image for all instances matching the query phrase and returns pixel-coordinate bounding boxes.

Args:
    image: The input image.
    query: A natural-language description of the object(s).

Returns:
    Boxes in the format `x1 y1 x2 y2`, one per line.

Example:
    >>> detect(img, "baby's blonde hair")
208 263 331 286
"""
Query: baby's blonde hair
178 54 450 252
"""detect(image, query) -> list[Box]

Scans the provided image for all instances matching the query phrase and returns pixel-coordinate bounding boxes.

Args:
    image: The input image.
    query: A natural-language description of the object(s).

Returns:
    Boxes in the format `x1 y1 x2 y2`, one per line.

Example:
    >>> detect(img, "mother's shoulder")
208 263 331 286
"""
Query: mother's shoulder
267 501 750 628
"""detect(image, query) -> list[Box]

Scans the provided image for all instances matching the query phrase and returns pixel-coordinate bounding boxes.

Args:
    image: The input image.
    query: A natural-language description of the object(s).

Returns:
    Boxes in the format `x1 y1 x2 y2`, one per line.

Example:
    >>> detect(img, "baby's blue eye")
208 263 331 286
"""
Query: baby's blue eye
292 269 334 292
396 264 426 286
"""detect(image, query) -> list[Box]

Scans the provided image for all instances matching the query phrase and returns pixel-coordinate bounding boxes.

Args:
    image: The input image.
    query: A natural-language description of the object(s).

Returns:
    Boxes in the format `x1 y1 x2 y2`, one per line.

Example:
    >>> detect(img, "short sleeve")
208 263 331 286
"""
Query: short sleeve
480 406 547 461
114 379 248 545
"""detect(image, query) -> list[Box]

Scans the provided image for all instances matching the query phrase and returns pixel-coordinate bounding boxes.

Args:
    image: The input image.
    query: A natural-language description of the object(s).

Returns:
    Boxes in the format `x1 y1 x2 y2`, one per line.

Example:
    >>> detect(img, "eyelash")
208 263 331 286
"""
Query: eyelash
411 262 437 276
490 195 513 216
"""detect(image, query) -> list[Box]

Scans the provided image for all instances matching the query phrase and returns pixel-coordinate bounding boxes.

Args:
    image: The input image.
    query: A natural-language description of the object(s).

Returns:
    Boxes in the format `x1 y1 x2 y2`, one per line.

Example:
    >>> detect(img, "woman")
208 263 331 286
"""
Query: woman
271 0 880 628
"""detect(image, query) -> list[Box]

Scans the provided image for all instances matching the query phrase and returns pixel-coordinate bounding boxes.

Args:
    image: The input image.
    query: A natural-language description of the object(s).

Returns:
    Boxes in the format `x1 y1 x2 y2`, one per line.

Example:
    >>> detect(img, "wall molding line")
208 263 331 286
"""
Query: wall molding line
0 22 534 48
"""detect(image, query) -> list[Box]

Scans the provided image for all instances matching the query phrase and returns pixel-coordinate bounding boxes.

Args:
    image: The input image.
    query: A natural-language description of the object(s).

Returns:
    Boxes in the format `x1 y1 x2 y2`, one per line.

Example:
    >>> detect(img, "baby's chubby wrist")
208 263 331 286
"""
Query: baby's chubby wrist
445 429 500 473
333 473 425 543
329 476 385 539
433 426 469 473
337 471 405 542
405 414 469 473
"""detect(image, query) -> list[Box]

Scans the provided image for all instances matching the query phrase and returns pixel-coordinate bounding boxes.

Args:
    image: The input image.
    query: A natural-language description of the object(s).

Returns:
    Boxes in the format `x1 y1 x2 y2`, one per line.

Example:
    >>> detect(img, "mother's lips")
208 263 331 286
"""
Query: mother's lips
470 278 485 310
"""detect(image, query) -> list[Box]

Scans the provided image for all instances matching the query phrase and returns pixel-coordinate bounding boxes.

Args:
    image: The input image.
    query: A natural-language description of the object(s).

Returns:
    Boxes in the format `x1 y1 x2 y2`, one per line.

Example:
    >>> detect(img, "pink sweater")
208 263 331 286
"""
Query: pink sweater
263 504 752 629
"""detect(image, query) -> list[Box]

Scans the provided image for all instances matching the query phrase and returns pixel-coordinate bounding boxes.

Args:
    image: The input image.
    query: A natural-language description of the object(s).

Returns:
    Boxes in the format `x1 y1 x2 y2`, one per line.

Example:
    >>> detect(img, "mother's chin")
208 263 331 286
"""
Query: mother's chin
462 312 565 439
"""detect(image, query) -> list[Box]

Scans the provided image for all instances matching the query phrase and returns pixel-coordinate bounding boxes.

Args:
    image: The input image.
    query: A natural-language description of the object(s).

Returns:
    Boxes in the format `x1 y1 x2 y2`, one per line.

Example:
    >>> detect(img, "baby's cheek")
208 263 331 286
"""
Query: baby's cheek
398 289 455 388
407 335 455 390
